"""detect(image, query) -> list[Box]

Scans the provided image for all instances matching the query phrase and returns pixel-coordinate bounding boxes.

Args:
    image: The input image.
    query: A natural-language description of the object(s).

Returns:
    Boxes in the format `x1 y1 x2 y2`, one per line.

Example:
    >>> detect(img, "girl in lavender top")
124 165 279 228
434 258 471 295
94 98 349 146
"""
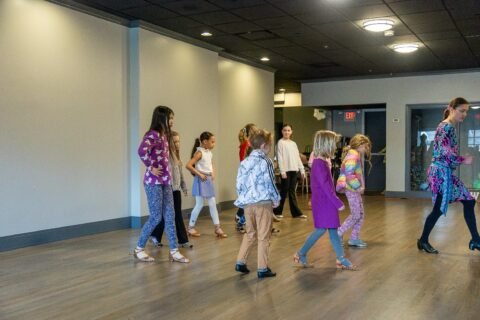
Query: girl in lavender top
418 97 480 254
134 106 189 263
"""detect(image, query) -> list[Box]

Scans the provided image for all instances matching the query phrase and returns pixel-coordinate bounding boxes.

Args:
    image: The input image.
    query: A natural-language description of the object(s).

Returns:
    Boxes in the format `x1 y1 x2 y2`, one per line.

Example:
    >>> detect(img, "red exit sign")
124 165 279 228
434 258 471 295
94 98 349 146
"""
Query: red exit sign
344 111 356 121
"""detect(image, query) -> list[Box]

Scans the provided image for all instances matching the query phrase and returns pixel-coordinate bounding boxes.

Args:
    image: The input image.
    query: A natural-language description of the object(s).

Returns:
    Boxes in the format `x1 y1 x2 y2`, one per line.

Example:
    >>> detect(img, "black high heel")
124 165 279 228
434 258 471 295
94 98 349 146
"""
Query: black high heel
417 239 439 254
469 240 480 251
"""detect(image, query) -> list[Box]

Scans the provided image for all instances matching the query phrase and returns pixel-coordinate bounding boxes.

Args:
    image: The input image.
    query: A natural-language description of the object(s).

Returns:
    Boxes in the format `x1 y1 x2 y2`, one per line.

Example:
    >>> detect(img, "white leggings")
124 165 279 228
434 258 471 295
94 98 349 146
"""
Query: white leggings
189 196 220 226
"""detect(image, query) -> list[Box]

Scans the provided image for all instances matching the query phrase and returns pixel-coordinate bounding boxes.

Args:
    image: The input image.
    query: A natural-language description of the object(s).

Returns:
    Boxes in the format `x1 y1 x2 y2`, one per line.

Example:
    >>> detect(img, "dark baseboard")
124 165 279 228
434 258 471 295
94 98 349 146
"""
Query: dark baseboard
0 217 131 252
384 191 430 199
1 201 237 252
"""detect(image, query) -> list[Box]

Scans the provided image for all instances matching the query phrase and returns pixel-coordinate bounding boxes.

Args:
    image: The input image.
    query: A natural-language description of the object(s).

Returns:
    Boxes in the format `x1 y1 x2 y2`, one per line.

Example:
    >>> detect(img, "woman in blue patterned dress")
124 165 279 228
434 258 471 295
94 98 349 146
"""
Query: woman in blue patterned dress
418 97 480 254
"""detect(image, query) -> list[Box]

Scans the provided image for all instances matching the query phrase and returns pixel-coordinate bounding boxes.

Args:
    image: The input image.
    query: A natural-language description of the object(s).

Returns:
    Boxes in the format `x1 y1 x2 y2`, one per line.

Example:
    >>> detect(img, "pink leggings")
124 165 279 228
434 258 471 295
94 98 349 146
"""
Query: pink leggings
338 190 364 240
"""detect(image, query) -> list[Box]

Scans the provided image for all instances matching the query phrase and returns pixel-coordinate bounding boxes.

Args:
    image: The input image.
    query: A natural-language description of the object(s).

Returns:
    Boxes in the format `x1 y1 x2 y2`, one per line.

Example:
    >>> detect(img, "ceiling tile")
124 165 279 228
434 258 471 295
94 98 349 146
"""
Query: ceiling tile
466 37 480 50
254 16 306 30
271 46 328 64
443 0 480 18
389 0 444 15
424 38 471 55
335 4 395 20
156 17 203 29
215 21 264 33
254 38 293 48
269 0 331 16
456 18 480 37
270 26 318 38
232 4 286 20
238 30 276 40
400 10 450 25
417 30 462 41
207 0 267 9
123 5 178 21
322 0 384 8
179 26 226 39
408 21 456 34
190 10 243 25
160 0 219 15
210 35 262 51
78 0 150 11
294 11 348 25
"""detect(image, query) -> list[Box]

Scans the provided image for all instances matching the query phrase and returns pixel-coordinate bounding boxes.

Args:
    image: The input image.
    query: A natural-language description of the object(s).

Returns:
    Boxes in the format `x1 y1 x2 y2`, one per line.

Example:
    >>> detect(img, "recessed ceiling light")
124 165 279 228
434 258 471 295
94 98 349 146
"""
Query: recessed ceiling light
260 57 270 61
279 88 286 92
363 19 394 32
471 105 480 109
392 43 419 53
201 32 212 37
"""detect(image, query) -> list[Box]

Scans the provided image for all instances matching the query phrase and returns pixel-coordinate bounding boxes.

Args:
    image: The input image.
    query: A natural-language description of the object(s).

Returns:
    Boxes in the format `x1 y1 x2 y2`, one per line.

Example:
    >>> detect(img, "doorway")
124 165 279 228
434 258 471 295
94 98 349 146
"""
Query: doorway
364 110 386 194
331 107 386 195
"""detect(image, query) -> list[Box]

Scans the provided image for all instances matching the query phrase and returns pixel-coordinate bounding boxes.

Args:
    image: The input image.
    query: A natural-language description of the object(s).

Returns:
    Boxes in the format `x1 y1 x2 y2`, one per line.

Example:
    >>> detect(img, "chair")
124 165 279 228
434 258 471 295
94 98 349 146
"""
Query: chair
296 167 310 194
301 168 310 194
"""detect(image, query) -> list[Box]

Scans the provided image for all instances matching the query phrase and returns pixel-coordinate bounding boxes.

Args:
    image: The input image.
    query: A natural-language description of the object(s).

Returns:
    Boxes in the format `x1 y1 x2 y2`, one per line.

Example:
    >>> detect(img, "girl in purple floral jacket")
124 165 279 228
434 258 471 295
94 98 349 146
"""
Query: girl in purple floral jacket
134 106 189 263
418 97 480 254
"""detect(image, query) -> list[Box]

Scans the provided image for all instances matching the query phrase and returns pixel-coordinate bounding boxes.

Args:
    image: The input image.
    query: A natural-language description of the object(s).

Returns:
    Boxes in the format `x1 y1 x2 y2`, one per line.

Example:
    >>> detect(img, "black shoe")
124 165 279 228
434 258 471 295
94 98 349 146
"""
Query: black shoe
469 239 480 251
257 267 276 278
235 264 250 274
417 239 439 254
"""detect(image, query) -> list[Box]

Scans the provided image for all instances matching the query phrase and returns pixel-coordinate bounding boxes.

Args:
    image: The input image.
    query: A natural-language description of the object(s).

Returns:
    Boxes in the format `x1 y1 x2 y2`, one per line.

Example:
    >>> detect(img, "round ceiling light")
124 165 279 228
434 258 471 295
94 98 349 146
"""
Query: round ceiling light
392 43 419 53
363 19 394 32
201 32 212 37
260 57 270 61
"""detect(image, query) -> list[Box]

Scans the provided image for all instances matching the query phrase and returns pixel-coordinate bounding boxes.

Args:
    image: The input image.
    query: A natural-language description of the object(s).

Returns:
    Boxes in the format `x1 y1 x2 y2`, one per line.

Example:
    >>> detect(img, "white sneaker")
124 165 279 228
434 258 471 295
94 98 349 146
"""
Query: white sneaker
348 239 368 248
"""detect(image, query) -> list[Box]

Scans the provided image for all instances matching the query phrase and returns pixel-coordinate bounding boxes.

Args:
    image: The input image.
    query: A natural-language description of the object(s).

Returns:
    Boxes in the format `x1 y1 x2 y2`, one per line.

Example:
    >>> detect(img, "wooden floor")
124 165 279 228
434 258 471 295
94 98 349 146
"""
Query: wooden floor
2 195 480 320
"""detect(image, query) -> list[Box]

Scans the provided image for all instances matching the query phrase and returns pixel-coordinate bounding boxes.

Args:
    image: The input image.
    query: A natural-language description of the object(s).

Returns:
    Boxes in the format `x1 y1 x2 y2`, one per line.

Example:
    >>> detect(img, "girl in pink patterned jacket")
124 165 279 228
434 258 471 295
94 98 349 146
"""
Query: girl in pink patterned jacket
336 134 372 248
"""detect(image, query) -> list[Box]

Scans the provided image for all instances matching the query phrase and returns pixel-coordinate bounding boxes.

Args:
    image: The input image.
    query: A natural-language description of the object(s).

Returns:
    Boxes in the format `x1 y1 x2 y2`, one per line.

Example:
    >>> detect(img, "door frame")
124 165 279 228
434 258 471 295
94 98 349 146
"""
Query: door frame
362 108 386 193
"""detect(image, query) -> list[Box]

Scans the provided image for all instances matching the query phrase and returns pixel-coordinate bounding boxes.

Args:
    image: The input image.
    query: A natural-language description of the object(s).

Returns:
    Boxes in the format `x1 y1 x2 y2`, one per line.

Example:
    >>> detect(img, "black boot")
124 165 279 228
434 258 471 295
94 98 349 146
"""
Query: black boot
417 239 439 254
257 267 276 278
235 264 250 274
469 239 480 251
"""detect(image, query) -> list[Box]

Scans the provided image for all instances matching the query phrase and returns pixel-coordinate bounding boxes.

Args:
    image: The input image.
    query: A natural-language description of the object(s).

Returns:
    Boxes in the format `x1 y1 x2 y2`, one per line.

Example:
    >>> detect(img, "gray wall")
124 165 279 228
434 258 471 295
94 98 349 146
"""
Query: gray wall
0 0 129 237
0 0 274 238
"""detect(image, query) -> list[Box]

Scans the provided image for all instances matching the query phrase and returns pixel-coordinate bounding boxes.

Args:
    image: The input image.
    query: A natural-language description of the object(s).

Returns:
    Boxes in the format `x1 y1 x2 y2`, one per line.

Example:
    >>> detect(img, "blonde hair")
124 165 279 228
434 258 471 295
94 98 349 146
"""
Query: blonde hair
170 131 180 163
312 130 338 159
238 123 257 145
342 134 372 173
249 129 272 149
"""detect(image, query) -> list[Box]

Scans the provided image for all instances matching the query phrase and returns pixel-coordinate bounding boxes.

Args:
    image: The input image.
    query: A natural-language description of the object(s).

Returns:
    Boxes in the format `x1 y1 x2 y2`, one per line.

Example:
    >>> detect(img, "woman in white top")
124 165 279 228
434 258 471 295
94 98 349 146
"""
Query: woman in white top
274 124 306 219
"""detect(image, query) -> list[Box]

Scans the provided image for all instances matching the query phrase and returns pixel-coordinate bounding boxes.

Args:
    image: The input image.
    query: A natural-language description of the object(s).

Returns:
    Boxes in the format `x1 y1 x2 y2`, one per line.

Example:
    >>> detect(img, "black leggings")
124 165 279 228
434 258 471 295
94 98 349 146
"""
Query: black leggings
151 190 189 244
420 194 480 242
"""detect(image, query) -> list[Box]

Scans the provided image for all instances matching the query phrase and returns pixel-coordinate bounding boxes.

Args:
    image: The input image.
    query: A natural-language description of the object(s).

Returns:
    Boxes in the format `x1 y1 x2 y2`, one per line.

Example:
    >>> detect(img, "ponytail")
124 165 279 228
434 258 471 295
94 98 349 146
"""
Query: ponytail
191 138 201 159
341 145 351 161
443 108 450 120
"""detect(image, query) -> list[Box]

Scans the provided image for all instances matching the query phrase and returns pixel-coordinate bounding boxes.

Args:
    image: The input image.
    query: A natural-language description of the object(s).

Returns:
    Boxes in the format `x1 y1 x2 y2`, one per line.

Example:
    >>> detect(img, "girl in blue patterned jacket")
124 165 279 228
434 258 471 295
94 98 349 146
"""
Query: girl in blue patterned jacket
234 129 281 279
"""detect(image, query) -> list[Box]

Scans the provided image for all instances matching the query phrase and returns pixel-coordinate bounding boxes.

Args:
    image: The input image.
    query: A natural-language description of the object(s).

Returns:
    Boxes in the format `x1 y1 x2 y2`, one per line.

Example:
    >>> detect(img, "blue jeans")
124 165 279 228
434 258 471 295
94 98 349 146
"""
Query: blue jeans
298 228 344 259
137 184 177 250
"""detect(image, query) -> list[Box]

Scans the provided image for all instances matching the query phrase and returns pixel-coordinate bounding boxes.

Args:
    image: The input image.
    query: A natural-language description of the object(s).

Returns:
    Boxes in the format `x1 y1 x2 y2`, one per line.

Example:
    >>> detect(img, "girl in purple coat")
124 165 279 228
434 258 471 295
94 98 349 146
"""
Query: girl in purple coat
293 130 358 270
